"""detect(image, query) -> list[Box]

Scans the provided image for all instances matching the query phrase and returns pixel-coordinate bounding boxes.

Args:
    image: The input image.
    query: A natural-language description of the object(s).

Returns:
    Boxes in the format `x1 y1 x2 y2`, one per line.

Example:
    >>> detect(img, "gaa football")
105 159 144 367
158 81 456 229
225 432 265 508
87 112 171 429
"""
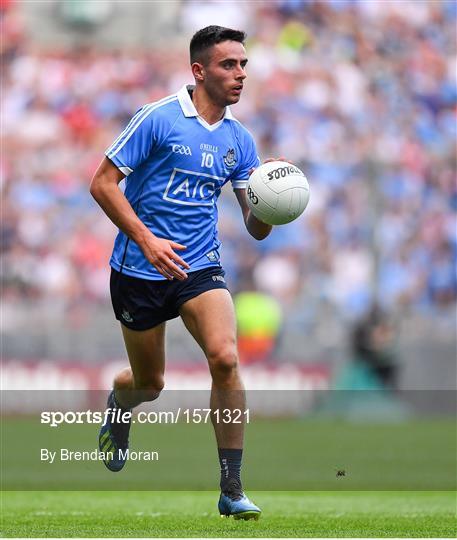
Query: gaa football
246 161 310 225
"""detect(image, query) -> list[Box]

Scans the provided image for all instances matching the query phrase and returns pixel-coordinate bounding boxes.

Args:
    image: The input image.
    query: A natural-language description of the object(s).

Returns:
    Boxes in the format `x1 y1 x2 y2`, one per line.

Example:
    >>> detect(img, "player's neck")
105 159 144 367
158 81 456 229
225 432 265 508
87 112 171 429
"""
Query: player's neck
191 87 225 125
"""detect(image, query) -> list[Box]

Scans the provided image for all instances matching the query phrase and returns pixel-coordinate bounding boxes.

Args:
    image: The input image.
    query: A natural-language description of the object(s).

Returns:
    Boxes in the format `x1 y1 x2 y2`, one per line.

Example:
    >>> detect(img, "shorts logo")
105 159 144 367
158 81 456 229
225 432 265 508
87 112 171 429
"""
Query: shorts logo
163 168 225 207
223 148 237 168
172 144 192 156
212 275 225 283
121 310 133 322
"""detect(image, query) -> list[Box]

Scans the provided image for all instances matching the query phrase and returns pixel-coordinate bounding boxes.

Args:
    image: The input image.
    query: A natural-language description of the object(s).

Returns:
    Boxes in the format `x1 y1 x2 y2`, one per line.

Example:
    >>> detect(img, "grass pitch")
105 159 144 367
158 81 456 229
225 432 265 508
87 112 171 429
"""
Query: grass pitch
2 412 456 536
3 417 455 490
2 490 456 537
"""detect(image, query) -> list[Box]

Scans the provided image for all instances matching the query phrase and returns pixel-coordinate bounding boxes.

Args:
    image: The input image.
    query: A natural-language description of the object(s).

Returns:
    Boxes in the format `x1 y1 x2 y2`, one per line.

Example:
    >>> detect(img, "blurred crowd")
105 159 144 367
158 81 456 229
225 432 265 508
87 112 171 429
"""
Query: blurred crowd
2 0 456 334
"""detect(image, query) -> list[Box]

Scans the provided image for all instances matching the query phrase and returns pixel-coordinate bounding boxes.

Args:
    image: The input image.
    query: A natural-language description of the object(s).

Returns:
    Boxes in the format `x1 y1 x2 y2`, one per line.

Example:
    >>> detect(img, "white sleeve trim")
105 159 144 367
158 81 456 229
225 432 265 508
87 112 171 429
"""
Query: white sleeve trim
119 166 133 176
232 179 248 189
105 95 178 159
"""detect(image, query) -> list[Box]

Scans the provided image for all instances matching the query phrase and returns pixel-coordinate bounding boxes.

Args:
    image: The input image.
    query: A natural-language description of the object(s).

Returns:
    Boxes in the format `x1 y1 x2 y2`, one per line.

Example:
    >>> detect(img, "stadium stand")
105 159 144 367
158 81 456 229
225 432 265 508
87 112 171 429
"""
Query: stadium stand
2 1 455 389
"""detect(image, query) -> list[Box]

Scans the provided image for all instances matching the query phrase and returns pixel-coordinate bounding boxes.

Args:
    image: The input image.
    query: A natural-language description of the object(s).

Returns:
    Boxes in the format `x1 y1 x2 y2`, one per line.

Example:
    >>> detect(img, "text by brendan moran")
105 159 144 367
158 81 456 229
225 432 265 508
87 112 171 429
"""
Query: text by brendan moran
40 448 159 464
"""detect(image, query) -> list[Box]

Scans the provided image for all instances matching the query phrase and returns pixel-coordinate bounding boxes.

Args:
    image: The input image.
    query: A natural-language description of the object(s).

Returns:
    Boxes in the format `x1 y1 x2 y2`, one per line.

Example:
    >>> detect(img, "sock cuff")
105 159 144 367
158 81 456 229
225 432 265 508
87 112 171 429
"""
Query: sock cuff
218 448 243 459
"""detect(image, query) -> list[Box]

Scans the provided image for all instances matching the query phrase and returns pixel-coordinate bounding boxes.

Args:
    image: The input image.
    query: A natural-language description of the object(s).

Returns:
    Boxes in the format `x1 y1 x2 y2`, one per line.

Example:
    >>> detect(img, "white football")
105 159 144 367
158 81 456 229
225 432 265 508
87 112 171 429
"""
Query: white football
246 161 310 225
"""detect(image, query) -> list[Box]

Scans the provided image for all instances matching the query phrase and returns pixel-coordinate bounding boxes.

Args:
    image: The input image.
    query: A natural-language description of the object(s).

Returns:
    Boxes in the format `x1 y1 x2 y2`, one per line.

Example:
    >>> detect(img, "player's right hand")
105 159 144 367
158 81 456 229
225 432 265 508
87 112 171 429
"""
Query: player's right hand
142 236 190 280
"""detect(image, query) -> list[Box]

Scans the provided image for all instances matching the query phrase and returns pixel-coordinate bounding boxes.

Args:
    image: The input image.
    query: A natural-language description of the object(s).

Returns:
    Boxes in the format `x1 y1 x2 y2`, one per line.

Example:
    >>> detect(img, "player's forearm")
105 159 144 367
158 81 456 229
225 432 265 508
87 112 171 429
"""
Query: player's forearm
90 181 151 246
234 188 272 240
246 211 272 240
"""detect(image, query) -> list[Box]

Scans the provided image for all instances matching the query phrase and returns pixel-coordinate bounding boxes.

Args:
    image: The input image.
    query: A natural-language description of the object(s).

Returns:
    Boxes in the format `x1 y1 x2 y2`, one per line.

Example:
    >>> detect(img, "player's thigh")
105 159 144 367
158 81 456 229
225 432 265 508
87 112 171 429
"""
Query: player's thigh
178 289 237 361
120 322 166 387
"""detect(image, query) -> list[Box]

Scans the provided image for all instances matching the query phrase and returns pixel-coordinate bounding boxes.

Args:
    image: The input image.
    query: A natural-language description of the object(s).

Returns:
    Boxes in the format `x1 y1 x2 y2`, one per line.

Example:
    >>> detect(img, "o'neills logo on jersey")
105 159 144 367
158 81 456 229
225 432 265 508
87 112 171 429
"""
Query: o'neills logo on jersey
163 168 225 207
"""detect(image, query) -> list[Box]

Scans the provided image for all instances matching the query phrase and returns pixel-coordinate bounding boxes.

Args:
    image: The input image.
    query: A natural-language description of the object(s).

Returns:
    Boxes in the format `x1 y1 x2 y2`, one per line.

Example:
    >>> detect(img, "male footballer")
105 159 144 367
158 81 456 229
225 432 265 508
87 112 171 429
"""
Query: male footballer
90 26 275 520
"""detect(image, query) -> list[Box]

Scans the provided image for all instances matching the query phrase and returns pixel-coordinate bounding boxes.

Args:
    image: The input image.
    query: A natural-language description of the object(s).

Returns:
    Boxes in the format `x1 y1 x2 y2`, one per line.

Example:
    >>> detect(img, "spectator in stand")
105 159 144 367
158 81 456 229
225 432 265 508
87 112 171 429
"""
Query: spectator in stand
351 306 398 390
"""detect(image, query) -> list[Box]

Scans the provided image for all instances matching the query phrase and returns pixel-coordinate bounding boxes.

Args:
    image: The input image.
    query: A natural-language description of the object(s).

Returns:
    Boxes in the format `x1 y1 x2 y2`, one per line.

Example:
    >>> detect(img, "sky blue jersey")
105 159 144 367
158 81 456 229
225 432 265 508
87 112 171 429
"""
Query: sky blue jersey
105 85 260 280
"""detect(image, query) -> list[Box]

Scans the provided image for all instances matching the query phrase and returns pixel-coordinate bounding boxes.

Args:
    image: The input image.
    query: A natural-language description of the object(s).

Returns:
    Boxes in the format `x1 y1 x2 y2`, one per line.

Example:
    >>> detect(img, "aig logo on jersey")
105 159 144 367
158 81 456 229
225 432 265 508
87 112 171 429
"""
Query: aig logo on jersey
172 144 192 156
163 168 224 206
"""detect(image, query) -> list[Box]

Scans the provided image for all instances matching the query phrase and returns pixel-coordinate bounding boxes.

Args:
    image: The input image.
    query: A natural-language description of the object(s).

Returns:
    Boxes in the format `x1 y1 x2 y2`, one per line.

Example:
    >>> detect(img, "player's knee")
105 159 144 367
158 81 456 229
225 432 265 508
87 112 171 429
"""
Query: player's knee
208 345 239 381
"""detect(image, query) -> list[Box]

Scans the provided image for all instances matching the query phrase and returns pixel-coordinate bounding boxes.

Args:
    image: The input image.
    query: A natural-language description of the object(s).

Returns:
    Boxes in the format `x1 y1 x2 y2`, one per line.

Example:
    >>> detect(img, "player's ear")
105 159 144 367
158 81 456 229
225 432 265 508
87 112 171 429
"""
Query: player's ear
191 62 205 82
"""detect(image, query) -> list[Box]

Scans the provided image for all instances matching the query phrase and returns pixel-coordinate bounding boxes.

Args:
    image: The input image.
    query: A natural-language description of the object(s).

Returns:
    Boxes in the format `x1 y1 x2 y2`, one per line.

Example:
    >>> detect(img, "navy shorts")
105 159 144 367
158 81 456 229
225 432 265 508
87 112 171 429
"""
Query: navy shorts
110 266 228 331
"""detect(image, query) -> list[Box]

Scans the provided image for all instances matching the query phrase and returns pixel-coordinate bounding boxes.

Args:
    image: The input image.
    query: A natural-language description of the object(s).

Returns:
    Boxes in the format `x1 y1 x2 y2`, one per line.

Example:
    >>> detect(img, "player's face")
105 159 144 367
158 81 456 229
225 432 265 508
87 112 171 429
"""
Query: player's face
202 41 248 106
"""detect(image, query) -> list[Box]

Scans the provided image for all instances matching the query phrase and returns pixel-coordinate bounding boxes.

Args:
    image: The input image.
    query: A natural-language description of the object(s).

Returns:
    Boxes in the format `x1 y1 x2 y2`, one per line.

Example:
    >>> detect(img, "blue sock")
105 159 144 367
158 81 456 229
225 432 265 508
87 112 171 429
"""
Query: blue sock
218 448 243 492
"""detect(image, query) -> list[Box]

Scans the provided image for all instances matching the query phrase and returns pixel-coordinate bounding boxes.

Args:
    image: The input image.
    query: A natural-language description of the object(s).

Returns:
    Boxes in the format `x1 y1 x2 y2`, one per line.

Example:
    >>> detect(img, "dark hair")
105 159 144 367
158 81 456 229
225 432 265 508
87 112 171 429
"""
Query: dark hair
190 25 246 65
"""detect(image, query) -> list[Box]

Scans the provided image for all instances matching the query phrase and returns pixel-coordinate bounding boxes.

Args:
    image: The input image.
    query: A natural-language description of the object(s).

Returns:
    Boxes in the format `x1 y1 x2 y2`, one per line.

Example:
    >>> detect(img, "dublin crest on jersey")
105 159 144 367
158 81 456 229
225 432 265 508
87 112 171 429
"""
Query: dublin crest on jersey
223 148 237 168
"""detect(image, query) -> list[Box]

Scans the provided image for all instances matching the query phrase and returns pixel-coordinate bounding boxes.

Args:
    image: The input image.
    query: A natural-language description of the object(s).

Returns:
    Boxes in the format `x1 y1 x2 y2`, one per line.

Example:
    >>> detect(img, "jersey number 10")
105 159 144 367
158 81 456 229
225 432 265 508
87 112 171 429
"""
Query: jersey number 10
201 152 214 169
